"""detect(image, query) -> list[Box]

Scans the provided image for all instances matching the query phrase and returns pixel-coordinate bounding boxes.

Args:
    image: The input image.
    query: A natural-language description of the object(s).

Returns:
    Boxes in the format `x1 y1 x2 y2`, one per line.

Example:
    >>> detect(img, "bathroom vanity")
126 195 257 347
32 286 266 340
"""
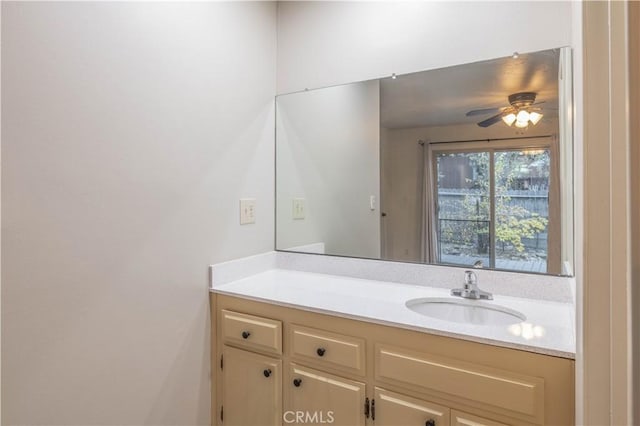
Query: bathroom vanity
209 254 575 426
214 46 577 425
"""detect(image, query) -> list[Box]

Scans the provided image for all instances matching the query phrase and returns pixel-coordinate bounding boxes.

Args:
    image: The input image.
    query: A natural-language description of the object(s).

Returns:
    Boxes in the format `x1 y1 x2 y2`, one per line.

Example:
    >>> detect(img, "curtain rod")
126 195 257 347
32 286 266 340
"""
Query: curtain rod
419 134 553 145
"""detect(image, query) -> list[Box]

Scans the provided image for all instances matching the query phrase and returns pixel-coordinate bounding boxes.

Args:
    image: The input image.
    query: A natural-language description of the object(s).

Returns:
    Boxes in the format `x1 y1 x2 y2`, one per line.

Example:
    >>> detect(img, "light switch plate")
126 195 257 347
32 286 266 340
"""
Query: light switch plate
292 198 305 220
240 199 256 225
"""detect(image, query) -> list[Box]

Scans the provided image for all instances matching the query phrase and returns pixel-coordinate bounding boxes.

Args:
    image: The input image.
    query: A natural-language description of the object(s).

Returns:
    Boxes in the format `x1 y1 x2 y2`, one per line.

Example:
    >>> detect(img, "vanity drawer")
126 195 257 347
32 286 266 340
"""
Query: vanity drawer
221 310 282 355
290 325 365 375
375 344 544 423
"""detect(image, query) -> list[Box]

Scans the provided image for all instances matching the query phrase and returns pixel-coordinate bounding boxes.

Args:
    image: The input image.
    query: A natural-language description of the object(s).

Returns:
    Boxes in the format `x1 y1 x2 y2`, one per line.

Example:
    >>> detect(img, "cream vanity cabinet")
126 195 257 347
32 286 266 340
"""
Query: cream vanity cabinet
286 363 366 426
219 310 283 425
286 325 367 426
212 294 574 426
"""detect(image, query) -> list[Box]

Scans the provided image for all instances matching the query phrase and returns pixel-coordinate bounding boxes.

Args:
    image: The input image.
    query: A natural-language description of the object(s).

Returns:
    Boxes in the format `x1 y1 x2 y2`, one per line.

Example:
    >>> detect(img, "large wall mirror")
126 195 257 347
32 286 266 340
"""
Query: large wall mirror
276 47 574 276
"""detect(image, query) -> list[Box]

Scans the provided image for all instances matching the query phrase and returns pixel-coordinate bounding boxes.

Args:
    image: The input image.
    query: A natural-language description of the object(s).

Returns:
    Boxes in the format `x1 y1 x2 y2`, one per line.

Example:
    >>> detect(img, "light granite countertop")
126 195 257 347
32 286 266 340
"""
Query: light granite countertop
211 267 575 359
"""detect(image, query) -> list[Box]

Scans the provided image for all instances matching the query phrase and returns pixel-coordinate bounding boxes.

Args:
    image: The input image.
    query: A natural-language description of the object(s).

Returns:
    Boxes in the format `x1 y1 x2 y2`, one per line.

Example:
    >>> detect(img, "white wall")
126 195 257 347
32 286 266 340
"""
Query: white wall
1 2 276 424
276 1 573 94
276 81 380 258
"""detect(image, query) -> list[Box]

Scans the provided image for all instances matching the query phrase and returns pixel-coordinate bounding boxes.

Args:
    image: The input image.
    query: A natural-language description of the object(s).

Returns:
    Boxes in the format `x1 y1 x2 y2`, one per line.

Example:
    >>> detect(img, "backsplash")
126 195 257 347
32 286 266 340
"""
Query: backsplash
211 251 575 303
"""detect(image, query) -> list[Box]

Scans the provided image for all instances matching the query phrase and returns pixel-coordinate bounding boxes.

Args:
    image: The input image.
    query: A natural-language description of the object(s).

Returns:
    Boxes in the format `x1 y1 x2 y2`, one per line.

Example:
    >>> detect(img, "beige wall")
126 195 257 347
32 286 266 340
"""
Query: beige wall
1 2 276 424
630 2 640 423
581 1 635 423
0 4 3 421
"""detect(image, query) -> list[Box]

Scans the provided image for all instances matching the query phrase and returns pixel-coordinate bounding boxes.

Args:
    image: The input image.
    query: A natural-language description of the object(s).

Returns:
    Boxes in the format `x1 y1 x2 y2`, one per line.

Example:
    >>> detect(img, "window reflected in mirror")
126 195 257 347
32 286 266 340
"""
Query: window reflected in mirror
434 151 491 269
433 145 554 274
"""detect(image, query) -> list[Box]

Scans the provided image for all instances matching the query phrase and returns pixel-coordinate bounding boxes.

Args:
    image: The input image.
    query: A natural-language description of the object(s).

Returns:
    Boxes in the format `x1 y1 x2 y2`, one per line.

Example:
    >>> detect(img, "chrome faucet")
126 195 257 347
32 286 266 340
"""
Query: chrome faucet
451 270 493 300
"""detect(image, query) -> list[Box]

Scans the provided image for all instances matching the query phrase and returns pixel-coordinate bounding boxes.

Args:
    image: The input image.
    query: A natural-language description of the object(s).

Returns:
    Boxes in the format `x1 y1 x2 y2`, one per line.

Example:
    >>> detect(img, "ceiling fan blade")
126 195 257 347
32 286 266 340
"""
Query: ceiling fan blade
466 107 504 117
477 113 504 128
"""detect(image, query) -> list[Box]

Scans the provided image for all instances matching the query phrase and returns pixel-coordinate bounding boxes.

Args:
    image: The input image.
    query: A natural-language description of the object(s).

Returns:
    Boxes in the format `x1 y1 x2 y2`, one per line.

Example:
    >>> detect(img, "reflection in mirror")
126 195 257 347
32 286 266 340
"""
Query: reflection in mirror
276 48 574 276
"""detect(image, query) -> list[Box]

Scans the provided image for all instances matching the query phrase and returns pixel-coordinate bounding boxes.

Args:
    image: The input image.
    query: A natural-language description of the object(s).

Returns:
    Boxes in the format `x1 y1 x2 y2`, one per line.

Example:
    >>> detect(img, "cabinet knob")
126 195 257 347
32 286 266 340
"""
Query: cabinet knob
316 347 326 357
241 331 251 339
425 420 436 426
293 378 302 387
263 369 272 378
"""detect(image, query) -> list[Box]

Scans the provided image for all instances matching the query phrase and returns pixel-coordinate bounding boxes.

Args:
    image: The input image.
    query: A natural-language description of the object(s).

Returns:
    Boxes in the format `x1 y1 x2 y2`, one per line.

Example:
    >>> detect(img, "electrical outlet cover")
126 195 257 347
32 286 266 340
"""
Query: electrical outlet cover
292 198 305 220
240 199 256 225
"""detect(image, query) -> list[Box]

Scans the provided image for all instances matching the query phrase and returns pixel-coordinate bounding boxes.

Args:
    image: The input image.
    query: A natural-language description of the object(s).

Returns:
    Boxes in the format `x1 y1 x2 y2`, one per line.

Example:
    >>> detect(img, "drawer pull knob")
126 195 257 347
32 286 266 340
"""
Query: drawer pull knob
293 378 302 387
263 369 272 378
241 331 251 339
316 348 326 357
425 420 436 426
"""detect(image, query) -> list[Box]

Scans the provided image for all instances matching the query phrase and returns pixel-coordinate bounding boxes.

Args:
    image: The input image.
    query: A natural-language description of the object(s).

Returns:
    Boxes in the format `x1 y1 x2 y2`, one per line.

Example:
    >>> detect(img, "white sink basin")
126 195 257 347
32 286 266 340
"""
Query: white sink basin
406 297 526 326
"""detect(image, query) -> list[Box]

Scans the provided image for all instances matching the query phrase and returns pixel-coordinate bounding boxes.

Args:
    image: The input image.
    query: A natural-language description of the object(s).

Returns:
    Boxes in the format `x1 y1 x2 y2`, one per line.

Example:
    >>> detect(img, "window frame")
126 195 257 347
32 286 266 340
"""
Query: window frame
426 136 561 274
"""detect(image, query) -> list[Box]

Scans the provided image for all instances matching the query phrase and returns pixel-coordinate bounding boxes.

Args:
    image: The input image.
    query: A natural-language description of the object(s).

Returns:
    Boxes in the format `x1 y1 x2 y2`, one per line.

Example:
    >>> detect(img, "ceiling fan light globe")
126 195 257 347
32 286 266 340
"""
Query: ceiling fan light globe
516 110 530 122
515 120 529 128
502 113 517 126
529 111 543 125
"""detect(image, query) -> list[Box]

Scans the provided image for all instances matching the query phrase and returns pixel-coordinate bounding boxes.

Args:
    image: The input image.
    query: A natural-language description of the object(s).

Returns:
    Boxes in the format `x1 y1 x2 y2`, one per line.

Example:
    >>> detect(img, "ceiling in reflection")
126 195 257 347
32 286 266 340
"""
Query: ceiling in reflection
380 49 560 129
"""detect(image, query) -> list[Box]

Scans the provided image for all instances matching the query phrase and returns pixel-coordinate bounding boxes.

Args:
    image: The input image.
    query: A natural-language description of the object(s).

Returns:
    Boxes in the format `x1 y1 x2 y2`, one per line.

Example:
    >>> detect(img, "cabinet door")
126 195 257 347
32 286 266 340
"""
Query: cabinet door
451 410 509 426
287 363 366 426
374 387 450 426
222 345 281 426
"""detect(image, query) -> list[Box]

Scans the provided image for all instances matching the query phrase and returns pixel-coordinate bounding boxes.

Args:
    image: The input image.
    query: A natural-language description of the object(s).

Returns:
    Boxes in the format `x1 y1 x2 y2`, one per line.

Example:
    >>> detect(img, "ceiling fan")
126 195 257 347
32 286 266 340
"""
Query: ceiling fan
466 92 545 128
